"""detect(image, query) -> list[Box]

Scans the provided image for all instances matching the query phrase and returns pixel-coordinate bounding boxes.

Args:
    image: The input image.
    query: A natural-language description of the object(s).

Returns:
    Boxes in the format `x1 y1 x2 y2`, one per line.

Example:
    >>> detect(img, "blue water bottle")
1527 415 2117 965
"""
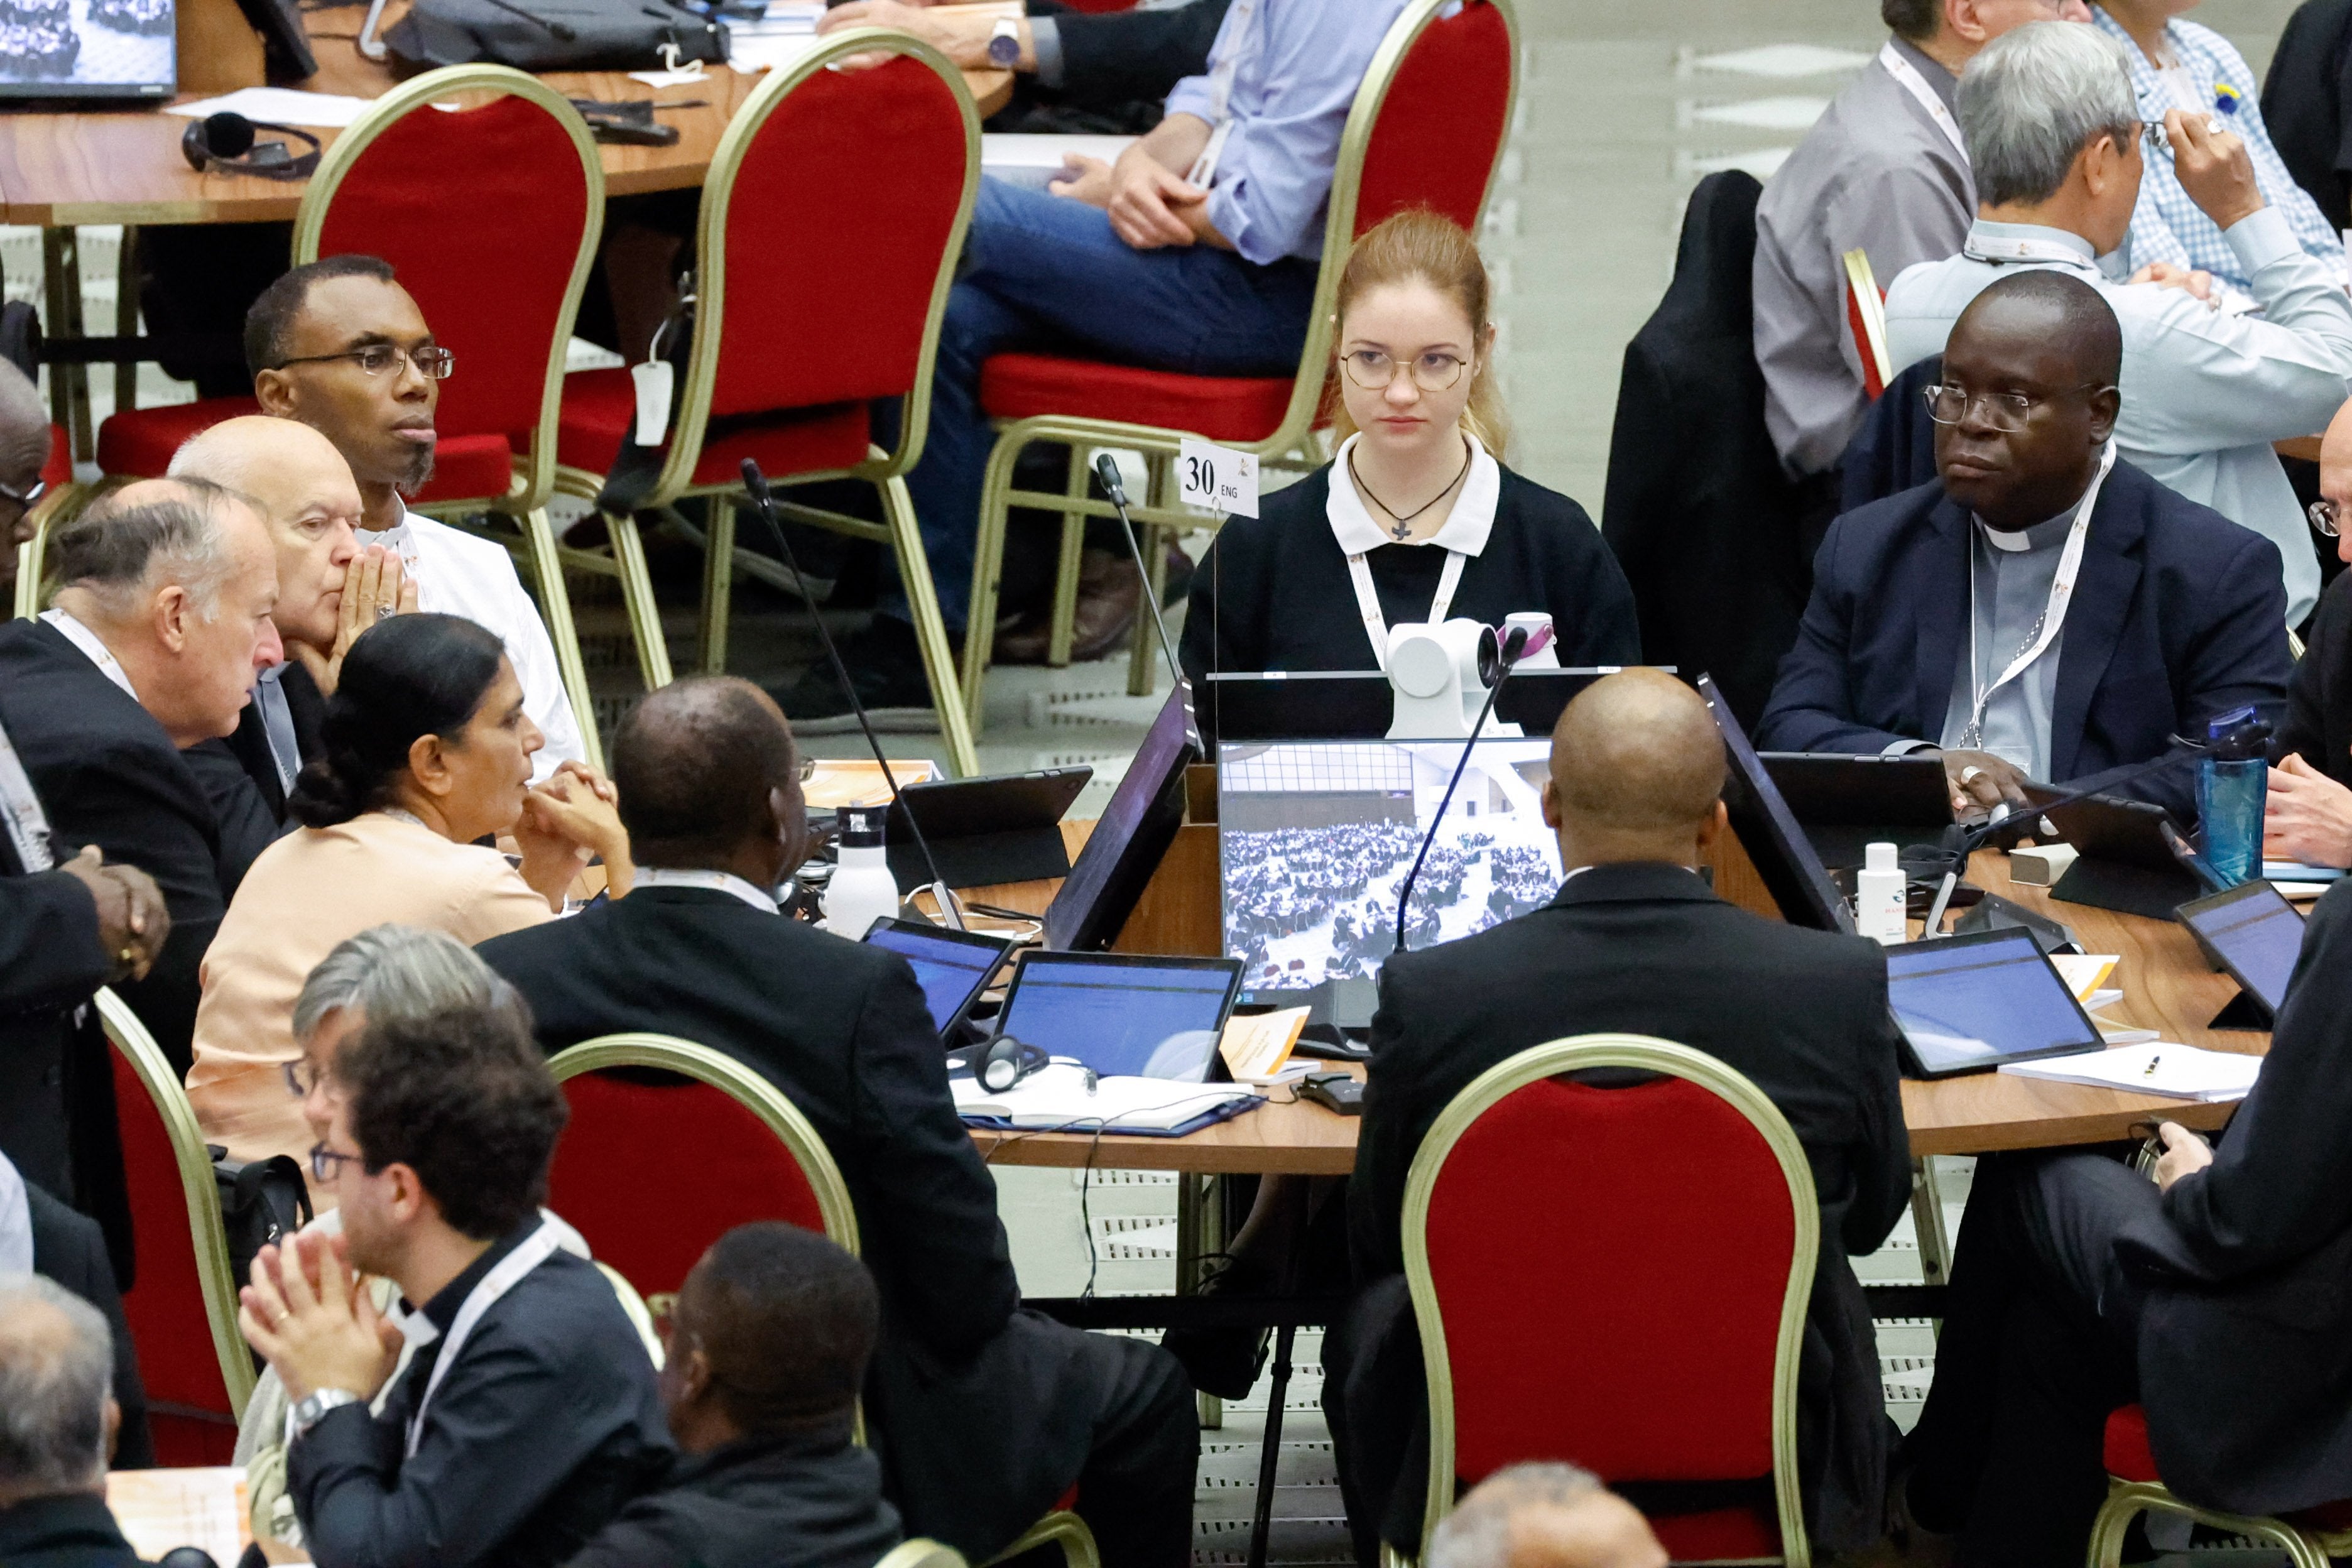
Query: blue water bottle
2197 706 2270 886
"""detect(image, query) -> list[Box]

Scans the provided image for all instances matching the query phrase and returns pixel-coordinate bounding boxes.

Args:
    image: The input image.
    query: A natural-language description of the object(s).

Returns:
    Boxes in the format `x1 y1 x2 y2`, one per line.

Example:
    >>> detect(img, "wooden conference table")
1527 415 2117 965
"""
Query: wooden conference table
957 822 2267 1177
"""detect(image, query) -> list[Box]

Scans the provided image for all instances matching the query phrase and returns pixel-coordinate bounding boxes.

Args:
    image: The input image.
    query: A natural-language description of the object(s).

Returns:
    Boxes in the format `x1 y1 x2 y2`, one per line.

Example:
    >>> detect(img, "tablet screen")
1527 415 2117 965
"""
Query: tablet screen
1885 929 2104 1075
998 954 1241 1081
862 922 1010 1035
2181 883 2304 1014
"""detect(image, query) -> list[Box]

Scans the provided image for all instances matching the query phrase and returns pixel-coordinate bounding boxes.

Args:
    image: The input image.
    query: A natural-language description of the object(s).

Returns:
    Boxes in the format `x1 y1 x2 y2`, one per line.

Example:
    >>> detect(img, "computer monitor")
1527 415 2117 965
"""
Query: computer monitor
1699 677 1855 934
1883 926 2106 1078
2177 879 2306 1024
1197 667 1644 743
994 950 1244 1082
859 918 1015 1037
1217 736 1562 991
0 0 175 101
1044 685 1200 952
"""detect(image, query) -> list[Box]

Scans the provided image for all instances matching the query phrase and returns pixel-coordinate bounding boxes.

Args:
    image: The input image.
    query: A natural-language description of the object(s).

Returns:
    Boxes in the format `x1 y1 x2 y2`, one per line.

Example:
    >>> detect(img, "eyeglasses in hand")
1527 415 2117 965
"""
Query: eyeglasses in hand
275 344 455 380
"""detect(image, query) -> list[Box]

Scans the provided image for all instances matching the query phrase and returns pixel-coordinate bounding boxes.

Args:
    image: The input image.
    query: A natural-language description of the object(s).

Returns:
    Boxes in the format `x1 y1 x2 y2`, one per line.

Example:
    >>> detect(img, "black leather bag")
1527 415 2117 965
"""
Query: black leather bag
209 1147 315 1290
384 0 726 75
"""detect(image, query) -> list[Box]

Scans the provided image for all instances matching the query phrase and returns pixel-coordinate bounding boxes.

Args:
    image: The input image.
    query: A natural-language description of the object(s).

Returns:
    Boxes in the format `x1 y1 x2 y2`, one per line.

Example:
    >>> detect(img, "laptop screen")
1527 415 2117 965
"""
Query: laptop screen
861 920 1011 1035
1884 928 2104 1076
1 0 175 99
998 952 1243 1081
2180 881 2304 1013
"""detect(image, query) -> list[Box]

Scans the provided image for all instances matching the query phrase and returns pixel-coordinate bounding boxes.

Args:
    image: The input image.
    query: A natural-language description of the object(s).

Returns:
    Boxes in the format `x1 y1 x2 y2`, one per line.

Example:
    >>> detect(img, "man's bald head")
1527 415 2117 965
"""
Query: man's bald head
168 416 362 651
1545 671 1725 863
2319 398 2352 568
1430 1463 1667 1568
612 676 802 872
1952 270 2121 389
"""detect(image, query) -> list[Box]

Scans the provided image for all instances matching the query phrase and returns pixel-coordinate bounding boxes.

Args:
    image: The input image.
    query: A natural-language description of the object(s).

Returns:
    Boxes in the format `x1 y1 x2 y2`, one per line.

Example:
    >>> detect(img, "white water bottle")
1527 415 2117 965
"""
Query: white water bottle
1854 841 1907 946
822 805 900 937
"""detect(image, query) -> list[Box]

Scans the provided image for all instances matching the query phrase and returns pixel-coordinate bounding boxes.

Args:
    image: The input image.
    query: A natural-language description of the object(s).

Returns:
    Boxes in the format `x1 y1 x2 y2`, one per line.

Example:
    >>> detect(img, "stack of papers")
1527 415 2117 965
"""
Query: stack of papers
1219 1006 1308 1082
954 1062 1258 1132
1999 1042 2261 1102
165 88 374 128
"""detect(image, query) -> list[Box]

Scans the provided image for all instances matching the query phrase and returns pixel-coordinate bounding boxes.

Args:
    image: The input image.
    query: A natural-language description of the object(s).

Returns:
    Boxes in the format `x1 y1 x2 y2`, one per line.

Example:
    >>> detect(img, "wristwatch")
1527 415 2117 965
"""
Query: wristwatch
290 1388 364 1440
986 16 1021 68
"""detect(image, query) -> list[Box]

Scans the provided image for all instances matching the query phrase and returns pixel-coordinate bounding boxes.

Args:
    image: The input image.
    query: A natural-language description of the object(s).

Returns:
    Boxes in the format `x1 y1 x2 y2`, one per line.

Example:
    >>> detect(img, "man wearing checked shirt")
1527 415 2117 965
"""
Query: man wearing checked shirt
779 0 1413 730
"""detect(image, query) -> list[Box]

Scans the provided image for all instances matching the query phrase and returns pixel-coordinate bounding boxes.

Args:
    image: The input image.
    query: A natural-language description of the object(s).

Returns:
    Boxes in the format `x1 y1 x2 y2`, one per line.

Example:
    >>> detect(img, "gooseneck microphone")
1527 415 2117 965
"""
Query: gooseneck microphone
1092 452 1188 699
1392 623 1533 954
739 460 961 929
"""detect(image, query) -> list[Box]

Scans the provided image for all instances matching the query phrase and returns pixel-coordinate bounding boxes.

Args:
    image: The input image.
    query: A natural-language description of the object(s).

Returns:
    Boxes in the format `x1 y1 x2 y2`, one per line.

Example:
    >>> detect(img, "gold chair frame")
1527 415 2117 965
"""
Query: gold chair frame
983 1508 1101 1568
1401 1034 1816 1568
2088 1479 2352 1567
879 1540 972 1568
1842 247 1893 398
11 481 74 620
957 0 1520 724
96 986 258 1421
295 65 609 768
552 29 982 778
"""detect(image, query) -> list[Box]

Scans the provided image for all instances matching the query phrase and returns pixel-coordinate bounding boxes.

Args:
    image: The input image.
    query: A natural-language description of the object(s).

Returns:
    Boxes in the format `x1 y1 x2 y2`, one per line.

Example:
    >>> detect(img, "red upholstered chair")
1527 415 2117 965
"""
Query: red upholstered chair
1843 248 1893 403
90 67 607 764
1403 1034 1817 1566
958 0 1518 722
2089 1405 2352 1567
99 988 256 1466
552 29 981 777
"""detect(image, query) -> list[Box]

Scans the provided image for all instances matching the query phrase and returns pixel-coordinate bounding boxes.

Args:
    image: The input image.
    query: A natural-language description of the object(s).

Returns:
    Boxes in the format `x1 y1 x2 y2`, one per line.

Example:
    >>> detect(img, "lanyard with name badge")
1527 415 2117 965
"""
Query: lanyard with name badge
405 1219 563 1459
1879 41 1968 163
1958 442 2116 750
1348 549 1467 673
0 721 56 873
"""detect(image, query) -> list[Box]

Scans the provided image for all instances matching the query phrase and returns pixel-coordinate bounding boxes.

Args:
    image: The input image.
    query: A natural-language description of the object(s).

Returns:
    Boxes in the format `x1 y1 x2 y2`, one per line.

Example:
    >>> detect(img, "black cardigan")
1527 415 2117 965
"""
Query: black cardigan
1179 462 1642 690
2278 566 2352 784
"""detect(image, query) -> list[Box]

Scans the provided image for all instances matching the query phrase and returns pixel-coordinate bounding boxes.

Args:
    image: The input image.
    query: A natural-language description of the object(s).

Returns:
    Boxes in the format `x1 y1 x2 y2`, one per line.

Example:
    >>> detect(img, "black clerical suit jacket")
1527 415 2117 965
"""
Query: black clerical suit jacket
1334 863 1912 1555
2110 879 2352 1515
0 1494 143 1568
1755 462 2293 824
0 618 263 1072
289 1228 671 1568
563 1425 902 1568
477 888 1110 1559
2275 567 2352 790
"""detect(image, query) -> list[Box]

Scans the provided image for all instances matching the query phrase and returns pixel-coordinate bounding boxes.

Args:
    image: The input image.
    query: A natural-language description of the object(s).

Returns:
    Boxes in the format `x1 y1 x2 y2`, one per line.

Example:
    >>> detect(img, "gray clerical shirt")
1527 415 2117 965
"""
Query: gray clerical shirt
1751 35 1974 478
1937 509 2073 781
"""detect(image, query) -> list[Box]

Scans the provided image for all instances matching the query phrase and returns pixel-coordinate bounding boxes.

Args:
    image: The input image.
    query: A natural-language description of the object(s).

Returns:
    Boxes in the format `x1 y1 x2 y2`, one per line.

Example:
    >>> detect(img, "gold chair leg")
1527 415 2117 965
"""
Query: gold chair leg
962 430 1025 735
879 475 981 779
515 507 604 772
606 510 674 690
1045 445 1089 667
699 496 736 675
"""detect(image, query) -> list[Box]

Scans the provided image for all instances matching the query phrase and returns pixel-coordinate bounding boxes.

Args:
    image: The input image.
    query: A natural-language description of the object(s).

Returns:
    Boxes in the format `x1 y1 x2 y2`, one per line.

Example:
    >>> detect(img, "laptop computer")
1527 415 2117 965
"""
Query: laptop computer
859 918 1016 1037
2175 879 2306 1029
1044 685 1200 952
981 950 1244 1082
1760 752 1952 870
1700 677 1855 935
1883 925 2108 1078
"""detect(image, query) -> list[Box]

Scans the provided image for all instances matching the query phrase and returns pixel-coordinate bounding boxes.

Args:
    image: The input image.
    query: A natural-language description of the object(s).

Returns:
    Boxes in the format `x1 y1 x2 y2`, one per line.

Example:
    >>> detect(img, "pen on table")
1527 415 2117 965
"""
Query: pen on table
2143 1052 2161 1075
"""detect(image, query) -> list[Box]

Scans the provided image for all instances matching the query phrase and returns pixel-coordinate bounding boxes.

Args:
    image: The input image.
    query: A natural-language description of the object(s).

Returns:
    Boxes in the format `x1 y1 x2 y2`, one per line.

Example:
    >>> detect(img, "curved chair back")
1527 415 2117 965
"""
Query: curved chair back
99 988 254 1464
295 65 605 514
642 28 978 506
879 1540 972 1568
10 424 72 619
545 1033 861 1298
1405 1034 1816 1566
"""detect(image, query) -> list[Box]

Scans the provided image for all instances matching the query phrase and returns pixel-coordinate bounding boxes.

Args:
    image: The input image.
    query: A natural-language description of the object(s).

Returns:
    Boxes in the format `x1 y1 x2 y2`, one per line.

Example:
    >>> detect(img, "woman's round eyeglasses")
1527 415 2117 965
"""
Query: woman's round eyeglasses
1339 349 1469 393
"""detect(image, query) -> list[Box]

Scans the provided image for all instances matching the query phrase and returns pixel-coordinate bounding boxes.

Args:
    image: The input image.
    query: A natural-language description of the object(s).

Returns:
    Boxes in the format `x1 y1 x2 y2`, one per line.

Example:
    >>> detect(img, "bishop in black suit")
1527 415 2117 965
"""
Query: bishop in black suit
477 677 1199 1568
1327 669 1912 1562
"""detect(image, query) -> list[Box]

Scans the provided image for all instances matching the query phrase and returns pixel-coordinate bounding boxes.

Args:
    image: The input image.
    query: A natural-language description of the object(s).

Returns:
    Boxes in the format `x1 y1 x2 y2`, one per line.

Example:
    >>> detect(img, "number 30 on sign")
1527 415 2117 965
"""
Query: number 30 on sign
1177 438 1260 518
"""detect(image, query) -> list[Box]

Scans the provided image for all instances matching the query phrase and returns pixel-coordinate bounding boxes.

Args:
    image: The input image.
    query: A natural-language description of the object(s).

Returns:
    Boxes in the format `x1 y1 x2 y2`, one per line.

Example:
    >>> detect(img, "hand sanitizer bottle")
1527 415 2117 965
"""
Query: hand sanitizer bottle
1855 841 1908 945
822 805 899 937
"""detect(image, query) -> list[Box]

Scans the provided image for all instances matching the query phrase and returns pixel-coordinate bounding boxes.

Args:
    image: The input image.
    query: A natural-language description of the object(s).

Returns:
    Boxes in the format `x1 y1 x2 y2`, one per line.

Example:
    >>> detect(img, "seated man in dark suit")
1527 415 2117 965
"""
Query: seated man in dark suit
1895 881 2352 1566
1328 669 1912 1564
1756 270 2294 825
566 1222 902 1568
0 478 282 1070
477 676 1198 1567
168 415 383 833
0 1274 142 1568
2265 394 2352 866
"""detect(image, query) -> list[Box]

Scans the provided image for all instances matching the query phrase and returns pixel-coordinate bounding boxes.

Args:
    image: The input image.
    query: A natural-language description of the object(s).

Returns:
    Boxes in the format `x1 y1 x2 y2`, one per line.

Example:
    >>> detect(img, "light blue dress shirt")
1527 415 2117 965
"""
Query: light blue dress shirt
2089 8 2344 292
1884 209 2352 626
1162 0 1413 265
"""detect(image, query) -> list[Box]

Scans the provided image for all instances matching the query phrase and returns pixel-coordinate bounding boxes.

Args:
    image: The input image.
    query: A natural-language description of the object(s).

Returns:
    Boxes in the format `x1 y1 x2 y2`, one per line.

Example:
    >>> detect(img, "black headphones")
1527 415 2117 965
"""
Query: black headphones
180 112 322 182
957 1035 1050 1094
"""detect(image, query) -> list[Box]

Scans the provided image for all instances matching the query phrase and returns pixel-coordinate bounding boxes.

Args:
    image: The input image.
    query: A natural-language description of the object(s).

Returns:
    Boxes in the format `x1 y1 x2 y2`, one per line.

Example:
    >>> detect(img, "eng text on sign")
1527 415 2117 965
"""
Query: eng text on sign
1178 438 1260 518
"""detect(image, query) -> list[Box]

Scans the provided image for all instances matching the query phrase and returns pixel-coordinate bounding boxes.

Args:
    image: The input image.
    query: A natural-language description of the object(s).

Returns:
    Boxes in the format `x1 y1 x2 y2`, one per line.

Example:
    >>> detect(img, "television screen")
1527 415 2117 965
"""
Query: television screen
0 0 175 99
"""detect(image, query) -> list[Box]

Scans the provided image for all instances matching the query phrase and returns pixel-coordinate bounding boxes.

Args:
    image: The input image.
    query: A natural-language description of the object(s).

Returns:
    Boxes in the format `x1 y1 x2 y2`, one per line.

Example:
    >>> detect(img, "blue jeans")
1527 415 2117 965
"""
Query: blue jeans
884 177 1319 633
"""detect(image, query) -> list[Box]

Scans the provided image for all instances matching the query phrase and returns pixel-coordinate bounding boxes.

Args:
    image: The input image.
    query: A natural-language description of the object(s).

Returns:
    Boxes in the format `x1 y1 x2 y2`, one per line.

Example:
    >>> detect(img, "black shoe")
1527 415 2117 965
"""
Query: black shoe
770 617 942 734
1160 1255 1275 1400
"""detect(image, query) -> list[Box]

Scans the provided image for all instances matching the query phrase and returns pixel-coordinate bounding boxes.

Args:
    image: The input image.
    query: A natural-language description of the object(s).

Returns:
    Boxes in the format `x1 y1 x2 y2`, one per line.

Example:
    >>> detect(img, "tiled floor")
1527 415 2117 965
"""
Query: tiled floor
4 3 2314 1555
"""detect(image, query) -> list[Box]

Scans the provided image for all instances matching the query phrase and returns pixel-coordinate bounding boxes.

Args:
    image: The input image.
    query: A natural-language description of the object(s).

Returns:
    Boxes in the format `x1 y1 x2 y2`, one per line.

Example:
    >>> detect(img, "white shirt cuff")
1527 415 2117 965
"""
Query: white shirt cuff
2224 206 2299 276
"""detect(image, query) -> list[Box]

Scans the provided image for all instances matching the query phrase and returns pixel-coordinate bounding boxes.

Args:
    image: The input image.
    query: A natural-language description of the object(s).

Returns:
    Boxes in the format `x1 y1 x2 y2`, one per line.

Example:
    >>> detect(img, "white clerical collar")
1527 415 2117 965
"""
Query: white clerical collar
1963 219 2100 269
40 608 138 701
1326 432 1502 558
1974 491 2089 552
634 866 780 914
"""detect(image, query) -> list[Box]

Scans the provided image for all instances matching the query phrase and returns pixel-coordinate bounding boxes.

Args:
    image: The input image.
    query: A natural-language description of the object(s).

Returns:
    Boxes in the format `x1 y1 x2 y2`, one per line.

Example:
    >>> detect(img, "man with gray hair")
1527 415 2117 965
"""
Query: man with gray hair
1885 18 2352 624
0 477 283 1067
1428 1464 1665 1568
0 1273 140 1567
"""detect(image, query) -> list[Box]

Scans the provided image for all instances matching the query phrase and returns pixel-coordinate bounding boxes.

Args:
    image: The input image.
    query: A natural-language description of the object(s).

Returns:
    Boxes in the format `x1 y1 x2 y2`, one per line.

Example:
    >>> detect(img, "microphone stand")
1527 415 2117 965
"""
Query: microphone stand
1393 628 1531 954
739 460 962 930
